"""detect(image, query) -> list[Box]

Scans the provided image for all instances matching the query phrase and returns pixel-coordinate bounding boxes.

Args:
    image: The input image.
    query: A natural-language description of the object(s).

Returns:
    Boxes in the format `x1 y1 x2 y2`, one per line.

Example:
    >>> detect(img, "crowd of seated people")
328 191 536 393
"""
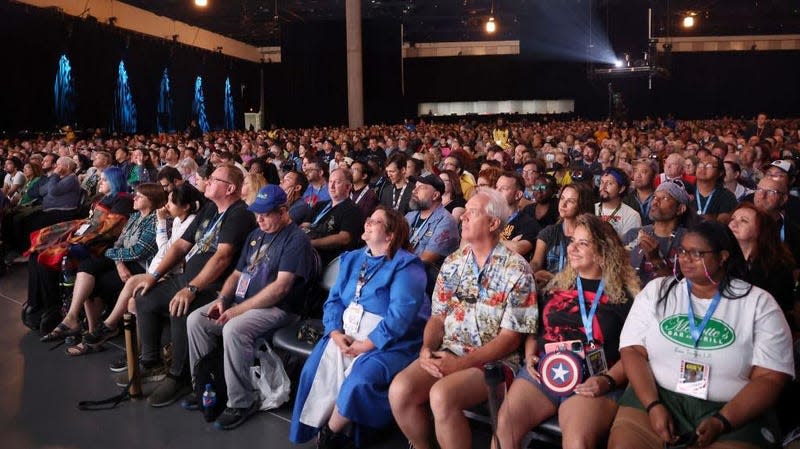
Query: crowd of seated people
0 113 798 448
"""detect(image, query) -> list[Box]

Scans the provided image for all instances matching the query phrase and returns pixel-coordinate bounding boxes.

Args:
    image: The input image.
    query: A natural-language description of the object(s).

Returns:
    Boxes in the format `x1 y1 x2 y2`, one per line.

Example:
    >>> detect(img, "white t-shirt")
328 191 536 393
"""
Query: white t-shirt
595 202 642 238
620 277 794 402
4 171 25 189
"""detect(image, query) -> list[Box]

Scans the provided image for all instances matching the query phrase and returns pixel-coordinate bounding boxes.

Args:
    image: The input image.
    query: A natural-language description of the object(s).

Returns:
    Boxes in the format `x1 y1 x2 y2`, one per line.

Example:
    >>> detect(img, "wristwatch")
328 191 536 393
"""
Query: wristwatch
186 284 199 294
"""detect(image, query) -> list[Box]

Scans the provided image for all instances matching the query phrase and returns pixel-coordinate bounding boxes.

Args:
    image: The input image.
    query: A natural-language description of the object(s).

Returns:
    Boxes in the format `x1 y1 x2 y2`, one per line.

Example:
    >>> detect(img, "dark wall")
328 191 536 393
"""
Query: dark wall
0 2 260 134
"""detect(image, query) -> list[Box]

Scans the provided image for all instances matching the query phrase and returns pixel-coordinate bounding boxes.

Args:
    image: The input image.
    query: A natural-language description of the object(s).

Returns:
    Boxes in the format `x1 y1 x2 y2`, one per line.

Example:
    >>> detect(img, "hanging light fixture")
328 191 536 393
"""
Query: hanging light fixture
195 0 208 7
485 0 497 34
682 12 696 28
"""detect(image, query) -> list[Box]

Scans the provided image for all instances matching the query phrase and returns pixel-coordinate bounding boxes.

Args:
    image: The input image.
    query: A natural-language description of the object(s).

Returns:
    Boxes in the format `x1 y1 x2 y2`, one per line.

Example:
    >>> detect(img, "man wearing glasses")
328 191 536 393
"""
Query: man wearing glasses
130 165 257 408
752 175 800 265
301 156 329 208
692 155 737 224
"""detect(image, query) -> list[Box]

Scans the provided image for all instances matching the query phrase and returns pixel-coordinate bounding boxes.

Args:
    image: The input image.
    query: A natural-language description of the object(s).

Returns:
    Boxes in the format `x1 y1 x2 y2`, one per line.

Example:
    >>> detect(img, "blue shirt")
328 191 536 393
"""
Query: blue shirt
405 205 460 258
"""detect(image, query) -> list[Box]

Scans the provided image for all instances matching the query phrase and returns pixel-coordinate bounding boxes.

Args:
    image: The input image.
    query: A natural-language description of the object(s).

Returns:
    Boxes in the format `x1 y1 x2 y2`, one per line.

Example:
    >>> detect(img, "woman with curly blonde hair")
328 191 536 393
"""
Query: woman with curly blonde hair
495 213 640 449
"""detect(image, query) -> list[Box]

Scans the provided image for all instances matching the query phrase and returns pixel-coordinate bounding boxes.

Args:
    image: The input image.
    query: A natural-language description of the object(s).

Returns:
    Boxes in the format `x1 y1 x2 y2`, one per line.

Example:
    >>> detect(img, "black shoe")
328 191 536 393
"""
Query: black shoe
109 355 128 373
181 392 200 411
82 322 120 347
317 425 356 449
147 375 191 408
214 401 259 430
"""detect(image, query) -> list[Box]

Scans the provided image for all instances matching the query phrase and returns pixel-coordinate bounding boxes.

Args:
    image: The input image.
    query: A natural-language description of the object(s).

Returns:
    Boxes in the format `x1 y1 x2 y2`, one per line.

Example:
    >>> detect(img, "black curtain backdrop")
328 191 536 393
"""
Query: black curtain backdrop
2 2 800 135
0 2 260 134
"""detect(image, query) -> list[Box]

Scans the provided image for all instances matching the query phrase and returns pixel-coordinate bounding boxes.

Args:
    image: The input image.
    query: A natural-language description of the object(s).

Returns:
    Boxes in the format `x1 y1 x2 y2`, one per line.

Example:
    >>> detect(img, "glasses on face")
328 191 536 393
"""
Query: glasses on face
676 248 716 261
522 169 539 176
532 184 549 191
209 177 233 185
566 237 593 250
755 187 786 197
696 162 717 170
365 217 385 227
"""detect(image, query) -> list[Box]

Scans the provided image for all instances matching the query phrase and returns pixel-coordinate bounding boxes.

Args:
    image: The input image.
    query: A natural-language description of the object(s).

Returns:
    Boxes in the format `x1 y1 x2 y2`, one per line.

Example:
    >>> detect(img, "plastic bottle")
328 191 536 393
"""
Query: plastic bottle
202 383 217 422
60 256 76 316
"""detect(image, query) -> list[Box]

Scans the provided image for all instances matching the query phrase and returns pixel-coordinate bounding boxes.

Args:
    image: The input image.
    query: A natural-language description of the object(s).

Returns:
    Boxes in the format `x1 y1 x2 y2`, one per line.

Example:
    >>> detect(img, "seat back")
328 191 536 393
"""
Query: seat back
320 255 340 292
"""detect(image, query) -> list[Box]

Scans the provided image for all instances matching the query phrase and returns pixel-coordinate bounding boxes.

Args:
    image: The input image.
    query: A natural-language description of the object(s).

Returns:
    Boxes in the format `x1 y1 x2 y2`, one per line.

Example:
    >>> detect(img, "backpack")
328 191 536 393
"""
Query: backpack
192 347 227 422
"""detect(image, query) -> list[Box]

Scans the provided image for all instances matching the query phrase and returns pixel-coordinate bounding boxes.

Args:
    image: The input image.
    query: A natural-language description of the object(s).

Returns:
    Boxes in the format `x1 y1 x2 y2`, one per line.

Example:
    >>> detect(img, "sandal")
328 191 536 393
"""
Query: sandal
40 322 81 342
81 322 120 346
66 342 106 356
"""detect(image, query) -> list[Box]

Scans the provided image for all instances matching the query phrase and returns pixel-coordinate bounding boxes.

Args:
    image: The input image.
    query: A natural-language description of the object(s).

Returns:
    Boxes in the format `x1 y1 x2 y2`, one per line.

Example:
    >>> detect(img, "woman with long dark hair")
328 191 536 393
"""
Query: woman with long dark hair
609 221 793 449
728 202 796 311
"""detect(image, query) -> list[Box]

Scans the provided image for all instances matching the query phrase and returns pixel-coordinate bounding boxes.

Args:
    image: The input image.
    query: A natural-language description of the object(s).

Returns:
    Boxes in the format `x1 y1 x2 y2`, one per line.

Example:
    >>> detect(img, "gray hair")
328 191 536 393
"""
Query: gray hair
475 187 511 232
56 156 77 172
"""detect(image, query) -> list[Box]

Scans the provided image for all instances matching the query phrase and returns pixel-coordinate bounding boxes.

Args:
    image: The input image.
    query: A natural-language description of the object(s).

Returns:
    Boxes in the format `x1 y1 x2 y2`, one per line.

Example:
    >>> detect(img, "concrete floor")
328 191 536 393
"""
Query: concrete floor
0 264 499 449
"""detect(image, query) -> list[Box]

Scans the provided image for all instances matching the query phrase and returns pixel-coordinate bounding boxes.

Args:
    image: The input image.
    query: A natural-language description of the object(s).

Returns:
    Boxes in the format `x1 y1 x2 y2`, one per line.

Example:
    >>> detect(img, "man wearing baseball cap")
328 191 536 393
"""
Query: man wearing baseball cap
406 174 460 295
623 180 696 285
185 184 318 430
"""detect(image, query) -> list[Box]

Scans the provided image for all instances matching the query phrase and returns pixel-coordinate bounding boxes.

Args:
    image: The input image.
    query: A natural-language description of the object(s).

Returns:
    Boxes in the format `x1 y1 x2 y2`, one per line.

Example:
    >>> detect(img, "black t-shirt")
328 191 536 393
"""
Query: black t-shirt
444 197 466 214
692 186 737 218
538 278 633 365
307 198 365 264
521 201 558 229
500 211 540 259
180 200 257 289
537 223 567 274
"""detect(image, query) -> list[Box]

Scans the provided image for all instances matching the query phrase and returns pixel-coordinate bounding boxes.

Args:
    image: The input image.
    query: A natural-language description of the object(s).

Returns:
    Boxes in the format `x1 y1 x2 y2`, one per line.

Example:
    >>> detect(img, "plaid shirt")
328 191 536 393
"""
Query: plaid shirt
104 211 158 265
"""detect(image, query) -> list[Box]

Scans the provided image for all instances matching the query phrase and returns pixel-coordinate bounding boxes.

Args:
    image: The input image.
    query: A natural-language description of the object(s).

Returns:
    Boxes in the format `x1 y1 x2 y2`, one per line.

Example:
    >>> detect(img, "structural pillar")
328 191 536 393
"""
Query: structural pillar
345 0 364 128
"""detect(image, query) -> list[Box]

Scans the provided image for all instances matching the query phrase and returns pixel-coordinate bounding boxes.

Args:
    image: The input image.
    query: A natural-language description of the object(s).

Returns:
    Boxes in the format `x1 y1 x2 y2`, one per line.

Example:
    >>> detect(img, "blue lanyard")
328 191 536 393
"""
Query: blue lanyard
311 202 333 226
468 247 495 298
577 277 605 343
685 281 722 348
696 188 716 215
637 194 653 220
507 210 520 224
354 252 385 302
780 214 785 242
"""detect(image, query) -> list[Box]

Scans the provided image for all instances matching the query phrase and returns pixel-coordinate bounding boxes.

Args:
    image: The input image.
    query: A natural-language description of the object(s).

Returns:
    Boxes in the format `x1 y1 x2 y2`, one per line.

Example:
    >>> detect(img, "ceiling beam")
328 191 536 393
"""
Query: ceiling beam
17 0 263 62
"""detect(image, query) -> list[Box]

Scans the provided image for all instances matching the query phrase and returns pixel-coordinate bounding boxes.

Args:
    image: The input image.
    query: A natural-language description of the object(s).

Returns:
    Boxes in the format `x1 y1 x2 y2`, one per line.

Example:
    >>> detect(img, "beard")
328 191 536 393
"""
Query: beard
409 198 432 211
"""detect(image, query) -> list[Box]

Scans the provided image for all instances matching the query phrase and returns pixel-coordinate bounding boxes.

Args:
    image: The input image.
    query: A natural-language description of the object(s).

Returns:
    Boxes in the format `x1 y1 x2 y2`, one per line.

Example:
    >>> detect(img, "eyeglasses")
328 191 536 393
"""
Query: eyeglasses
531 184 549 191
522 169 539 176
696 162 717 170
365 217 385 227
209 177 233 185
755 187 786 197
675 248 716 261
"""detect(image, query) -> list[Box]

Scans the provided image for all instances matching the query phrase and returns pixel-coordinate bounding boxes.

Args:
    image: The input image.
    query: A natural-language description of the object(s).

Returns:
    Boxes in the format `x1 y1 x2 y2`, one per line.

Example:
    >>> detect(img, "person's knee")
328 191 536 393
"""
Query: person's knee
388 373 413 409
561 433 593 449
429 381 459 420
186 308 203 332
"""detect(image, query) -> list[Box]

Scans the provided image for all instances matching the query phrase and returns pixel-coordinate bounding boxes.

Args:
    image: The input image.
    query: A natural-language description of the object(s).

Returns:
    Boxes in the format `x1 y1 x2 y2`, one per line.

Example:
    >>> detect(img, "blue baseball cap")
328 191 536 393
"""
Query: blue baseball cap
248 185 287 214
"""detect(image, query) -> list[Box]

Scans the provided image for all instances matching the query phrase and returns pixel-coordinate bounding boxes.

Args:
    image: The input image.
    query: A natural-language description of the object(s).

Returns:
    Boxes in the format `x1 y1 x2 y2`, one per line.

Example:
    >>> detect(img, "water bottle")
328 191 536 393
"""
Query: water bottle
60 256 76 317
202 383 217 422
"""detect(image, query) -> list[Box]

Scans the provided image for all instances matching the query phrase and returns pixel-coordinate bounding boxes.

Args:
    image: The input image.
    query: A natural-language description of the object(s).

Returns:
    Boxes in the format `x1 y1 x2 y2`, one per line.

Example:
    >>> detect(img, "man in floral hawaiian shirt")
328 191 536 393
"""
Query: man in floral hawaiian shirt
389 187 538 449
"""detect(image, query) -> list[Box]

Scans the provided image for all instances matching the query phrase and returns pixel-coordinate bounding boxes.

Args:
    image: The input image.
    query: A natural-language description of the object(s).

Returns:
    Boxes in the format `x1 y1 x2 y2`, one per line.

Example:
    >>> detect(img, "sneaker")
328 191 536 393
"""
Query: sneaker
316 425 355 449
148 375 191 408
113 362 166 387
214 401 259 430
181 392 200 411
109 355 128 373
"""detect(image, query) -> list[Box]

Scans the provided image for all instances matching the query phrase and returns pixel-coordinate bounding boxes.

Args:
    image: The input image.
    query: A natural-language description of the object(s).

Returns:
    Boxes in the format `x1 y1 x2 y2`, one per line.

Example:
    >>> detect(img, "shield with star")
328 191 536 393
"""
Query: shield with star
539 351 584 396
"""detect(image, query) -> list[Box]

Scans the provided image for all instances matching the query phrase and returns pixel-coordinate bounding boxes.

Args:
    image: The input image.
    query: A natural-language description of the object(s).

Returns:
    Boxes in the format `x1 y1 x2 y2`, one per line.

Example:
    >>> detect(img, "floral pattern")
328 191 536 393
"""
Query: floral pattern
432 243 538 368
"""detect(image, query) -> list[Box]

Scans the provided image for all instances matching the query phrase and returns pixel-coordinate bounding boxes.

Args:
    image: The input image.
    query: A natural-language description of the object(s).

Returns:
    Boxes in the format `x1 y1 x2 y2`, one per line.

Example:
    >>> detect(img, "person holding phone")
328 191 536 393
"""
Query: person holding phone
495 214 640 449
608 221 793 449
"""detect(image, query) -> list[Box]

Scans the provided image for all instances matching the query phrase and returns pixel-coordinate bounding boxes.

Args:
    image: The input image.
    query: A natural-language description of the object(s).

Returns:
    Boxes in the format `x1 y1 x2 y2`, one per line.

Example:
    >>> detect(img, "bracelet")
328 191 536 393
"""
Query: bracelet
645 399 663 413
598 373 617 390
712 412 732 434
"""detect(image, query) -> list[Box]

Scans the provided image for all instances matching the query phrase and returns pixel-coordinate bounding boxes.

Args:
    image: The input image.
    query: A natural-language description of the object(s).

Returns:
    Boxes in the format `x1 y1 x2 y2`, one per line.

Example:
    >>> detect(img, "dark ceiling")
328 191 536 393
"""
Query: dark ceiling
121 0 800 47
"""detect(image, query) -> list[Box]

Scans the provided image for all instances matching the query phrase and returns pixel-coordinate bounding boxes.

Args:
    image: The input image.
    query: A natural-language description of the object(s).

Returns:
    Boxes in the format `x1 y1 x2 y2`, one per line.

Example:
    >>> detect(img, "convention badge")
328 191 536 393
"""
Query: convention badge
235 272 252 298
585 346 608 376
539 350 584 396
74 223 91 237
342 302 364 336
676 360 710 400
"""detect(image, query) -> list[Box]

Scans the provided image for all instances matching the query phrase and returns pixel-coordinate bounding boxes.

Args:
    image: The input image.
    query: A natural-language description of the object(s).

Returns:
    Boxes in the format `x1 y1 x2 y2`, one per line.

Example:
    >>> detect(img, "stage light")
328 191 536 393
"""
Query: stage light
683 14 695 28
195 0 208 7
485 16 496 33
614 59 623 68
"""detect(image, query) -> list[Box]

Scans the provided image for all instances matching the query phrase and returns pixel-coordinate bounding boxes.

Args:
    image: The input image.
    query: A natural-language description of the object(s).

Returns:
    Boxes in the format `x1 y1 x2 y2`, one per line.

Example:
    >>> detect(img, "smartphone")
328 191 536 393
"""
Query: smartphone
544 340 585 358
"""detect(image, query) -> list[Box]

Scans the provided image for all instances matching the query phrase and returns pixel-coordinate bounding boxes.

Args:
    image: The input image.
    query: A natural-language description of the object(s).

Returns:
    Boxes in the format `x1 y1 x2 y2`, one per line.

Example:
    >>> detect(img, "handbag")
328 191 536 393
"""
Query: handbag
250 339 291 411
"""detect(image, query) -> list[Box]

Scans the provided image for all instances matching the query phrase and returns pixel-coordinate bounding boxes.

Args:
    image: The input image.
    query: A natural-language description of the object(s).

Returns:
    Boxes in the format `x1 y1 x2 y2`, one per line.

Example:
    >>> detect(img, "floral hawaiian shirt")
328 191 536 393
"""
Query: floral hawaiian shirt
432 243 538 368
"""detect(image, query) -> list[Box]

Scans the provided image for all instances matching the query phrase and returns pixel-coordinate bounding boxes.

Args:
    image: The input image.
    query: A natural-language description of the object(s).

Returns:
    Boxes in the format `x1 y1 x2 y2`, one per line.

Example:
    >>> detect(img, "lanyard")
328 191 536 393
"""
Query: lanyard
507 210 520 224
311 202 333 226
247 227 283 272
351 186 369 205
780 214 785 242
636 193 653 220
410 211 431 248
598 203 622 222
186 210 226 261
696 188 716 215
577 277 605 343
354 252 385 301
685 281 722 348
392 183 409 209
